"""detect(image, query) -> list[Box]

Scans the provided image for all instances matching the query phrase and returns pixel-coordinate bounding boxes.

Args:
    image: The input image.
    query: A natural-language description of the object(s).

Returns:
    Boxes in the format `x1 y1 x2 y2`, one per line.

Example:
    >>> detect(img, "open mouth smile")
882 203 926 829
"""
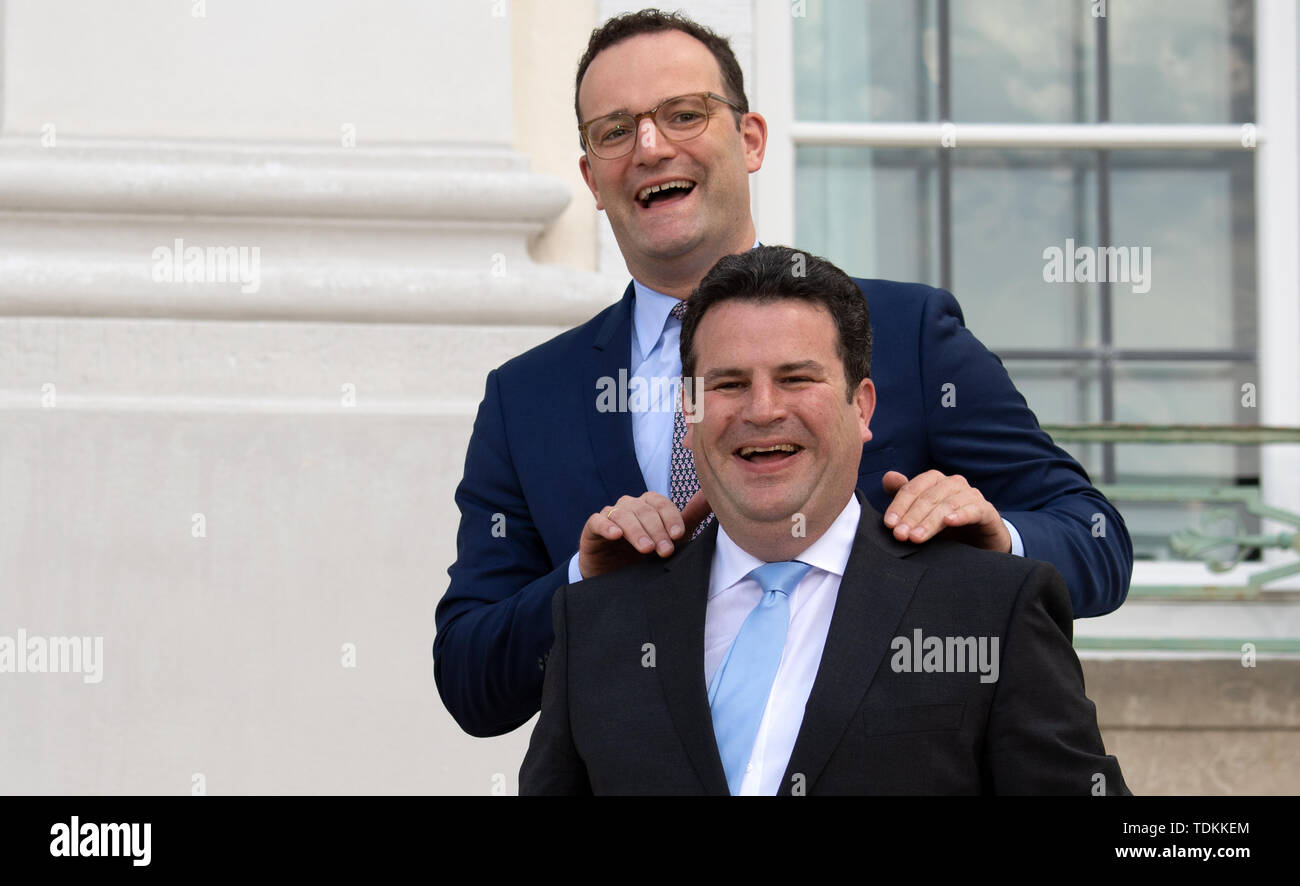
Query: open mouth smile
636 179 697 209
734 442 804 472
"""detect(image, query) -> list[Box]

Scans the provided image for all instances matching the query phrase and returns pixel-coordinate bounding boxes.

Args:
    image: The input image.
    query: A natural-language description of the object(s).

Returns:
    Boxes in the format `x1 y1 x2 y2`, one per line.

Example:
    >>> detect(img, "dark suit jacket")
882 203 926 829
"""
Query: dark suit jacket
519 492 1129 795
436 279 1133 736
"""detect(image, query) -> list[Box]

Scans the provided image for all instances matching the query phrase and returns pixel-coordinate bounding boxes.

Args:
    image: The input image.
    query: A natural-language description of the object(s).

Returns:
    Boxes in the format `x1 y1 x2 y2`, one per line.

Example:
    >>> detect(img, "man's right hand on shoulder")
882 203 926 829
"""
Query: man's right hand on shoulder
577 490 711 579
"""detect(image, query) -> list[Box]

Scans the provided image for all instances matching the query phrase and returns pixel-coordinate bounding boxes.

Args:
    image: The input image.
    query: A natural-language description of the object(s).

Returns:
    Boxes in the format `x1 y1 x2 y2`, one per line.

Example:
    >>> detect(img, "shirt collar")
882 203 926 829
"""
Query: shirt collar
709 493 863 600
631 280 680 365
630 239 763 364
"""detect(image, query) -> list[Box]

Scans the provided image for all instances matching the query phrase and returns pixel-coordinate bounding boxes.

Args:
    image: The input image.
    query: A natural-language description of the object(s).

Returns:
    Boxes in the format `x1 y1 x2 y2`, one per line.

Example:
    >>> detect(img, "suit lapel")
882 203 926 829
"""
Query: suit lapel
646 520 730 795
780 491 924 794
583 282 648 501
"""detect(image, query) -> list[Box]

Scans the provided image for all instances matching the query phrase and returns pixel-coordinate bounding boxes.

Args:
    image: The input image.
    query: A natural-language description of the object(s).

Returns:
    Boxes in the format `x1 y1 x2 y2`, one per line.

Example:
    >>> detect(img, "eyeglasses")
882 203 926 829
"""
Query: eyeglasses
578 91 745 160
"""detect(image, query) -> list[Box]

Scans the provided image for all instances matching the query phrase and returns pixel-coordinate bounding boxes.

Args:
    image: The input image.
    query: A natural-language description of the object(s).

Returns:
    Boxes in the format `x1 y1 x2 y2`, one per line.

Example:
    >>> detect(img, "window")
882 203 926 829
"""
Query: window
760 0 1292 576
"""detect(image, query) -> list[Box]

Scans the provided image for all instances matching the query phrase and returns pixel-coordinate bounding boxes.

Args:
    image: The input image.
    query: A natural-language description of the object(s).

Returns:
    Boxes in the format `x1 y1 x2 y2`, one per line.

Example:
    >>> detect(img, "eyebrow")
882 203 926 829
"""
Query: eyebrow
703 360 826 382
588 94 686 121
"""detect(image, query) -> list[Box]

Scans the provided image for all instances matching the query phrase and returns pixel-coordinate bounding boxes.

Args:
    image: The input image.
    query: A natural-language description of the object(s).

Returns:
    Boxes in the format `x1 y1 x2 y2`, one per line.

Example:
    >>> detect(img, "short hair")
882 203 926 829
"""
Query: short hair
680 246 872 403
574 8 749 150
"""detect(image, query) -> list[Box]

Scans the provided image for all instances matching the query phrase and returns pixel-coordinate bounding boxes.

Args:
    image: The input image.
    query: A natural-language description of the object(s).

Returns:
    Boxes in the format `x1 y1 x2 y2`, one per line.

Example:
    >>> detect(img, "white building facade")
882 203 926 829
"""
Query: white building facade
2 0 1296 794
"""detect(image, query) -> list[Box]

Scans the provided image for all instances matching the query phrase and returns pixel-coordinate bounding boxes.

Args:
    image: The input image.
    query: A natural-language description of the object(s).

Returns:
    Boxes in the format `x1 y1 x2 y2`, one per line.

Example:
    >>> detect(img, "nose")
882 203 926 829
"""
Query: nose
742 377 787 426
631 116 678 165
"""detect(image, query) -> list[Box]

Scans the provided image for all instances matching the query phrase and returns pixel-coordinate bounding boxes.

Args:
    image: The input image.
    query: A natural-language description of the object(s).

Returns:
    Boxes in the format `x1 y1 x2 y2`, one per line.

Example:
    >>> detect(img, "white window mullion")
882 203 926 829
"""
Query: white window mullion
792 121 1256 150
752 0 794 246
1256 0 1300 580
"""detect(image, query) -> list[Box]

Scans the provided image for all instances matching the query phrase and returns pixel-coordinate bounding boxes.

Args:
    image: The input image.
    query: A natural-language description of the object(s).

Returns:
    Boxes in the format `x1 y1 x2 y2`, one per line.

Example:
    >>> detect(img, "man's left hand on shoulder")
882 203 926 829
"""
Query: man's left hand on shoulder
881 470 1012 553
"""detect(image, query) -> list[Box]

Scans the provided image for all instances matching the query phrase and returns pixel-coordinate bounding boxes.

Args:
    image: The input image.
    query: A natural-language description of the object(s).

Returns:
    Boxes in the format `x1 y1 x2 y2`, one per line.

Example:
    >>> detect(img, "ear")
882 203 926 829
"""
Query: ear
740 111 768 174
578 153 604 211
854 378 876 445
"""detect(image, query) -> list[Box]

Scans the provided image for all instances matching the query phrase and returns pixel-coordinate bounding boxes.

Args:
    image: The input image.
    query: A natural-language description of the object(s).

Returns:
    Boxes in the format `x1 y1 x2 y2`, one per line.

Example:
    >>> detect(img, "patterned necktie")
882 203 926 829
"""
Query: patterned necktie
708 559 813 795
668 300 712 536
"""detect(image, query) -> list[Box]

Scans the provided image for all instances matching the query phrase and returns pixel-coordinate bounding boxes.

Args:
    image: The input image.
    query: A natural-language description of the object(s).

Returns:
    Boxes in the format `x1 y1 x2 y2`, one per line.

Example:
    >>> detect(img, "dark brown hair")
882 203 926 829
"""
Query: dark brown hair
681 247 872 403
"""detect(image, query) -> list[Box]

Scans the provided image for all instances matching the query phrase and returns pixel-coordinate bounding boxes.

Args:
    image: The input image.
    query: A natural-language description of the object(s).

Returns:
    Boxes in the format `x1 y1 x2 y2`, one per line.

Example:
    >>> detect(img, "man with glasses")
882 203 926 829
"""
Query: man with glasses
435 9 1133 739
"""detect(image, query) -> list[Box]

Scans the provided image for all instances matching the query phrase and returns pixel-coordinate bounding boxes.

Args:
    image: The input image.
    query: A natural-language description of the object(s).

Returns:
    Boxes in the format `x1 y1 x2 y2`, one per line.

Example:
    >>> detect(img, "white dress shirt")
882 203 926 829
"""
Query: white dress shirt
704 493 862 796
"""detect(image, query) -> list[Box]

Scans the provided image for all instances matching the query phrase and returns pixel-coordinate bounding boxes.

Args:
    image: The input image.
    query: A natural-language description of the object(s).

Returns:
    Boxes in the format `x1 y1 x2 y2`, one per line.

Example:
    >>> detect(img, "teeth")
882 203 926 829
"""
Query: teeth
637 180 695 201
739 444 799 457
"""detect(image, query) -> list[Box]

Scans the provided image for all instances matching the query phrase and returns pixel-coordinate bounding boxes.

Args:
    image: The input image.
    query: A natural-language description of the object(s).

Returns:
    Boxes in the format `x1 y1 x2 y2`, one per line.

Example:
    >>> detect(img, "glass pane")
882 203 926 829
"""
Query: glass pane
795 146 939 283
1110 151 1256 351
1109 0 1255 123
1117 498 1257 562
794 0 938 122
796 0 1254 125
950 0 1097 123
950 149 1099 351
1001 359 1104 477
1113 361 1260 482
1110 361 1258 562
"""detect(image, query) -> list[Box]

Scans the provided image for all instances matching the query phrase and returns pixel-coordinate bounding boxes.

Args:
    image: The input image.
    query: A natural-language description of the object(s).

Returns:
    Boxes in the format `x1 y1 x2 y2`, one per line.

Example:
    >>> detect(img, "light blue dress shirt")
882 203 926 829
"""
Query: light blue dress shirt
566 280 683 583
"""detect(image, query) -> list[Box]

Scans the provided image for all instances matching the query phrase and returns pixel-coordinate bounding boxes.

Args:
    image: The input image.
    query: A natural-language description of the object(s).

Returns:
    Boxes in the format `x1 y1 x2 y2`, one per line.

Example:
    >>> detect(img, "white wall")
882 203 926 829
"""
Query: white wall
0 0 618 794
3 0 511 144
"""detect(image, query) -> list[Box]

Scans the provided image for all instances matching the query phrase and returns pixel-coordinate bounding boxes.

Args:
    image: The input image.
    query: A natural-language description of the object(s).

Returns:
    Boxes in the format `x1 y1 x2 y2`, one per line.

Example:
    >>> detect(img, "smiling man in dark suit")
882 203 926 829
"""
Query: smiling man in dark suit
519 246 1128 796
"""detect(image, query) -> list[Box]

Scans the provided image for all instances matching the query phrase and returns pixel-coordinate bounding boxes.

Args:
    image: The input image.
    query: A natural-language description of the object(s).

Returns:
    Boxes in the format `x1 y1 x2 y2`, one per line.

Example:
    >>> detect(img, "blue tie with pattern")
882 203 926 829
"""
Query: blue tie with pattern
708 559 813 794
668 299 711 537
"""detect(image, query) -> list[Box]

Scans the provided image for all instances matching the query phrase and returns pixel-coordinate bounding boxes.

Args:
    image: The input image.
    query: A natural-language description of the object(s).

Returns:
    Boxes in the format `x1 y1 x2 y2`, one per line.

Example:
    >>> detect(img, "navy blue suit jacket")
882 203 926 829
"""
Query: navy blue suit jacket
435 279 1132 737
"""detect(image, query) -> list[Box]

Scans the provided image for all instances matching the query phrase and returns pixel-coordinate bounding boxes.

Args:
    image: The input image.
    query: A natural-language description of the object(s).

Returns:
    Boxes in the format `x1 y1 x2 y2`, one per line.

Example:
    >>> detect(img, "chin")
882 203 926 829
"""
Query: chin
634 215 707 248
636 234 701 262
730 493 808 527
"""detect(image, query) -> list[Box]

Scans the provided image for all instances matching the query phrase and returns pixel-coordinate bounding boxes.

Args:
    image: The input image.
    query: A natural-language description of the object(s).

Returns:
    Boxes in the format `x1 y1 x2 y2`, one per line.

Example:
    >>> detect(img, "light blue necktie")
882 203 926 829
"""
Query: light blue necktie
708 559 812 794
